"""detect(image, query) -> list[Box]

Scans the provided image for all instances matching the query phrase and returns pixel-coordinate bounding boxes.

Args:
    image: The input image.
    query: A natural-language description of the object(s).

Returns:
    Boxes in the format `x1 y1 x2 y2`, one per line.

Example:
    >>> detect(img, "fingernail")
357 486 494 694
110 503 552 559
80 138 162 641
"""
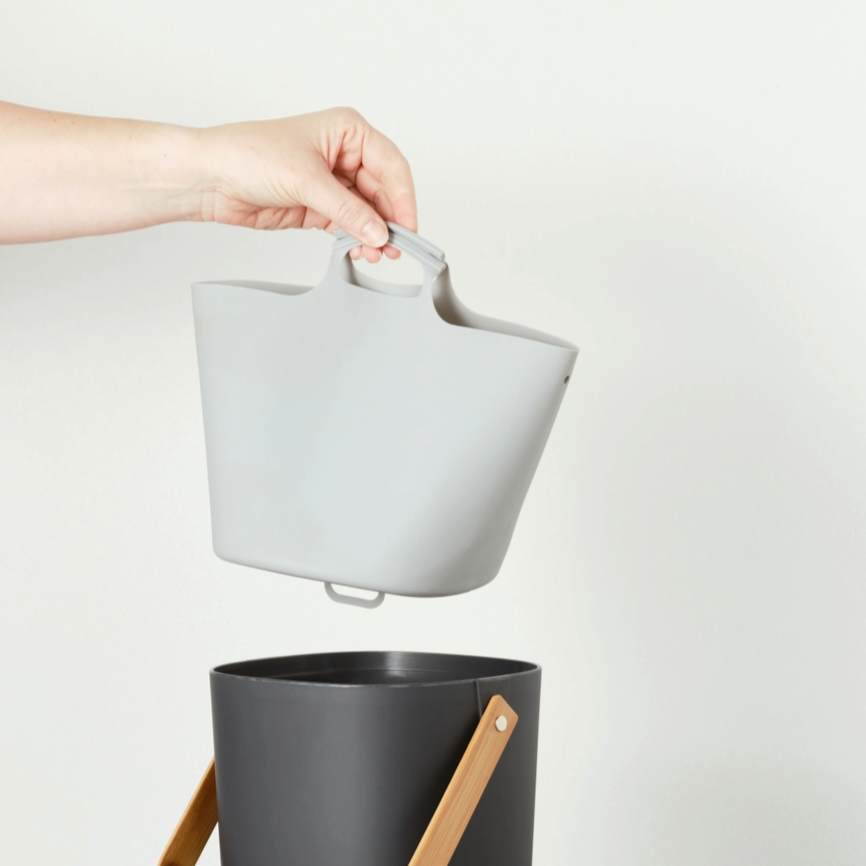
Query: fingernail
361 220 388 247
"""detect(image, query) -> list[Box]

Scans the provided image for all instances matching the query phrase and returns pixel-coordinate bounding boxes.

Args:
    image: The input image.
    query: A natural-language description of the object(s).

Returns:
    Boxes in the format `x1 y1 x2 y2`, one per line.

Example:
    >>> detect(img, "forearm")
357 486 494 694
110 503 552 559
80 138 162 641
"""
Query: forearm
0 101 207 243
0 102 416 257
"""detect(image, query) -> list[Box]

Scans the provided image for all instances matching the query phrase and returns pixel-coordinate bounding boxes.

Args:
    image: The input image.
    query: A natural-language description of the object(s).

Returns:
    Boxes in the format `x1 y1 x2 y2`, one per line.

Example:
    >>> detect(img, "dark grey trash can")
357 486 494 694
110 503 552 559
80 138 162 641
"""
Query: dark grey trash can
210 651 541 866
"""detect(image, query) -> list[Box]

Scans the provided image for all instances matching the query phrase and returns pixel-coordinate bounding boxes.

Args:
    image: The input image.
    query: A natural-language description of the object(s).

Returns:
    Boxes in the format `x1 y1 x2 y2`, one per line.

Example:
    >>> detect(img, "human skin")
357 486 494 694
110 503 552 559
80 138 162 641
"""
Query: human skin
0 102 417 263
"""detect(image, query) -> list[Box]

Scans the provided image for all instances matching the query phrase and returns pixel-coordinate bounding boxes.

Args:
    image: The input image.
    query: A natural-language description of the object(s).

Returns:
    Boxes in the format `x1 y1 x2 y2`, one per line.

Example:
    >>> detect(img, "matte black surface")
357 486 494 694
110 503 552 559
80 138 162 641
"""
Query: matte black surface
211 651 541 866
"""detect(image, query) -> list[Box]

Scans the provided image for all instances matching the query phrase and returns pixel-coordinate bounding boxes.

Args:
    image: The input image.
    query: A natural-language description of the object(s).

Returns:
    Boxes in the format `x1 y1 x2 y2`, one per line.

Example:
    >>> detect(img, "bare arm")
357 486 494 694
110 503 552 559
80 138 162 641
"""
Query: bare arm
0 102 417 262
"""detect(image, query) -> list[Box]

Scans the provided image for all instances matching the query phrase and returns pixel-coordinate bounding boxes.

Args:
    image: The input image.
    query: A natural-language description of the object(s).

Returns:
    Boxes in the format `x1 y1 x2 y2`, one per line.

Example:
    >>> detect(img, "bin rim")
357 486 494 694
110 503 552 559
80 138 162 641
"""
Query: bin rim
210 650 541 689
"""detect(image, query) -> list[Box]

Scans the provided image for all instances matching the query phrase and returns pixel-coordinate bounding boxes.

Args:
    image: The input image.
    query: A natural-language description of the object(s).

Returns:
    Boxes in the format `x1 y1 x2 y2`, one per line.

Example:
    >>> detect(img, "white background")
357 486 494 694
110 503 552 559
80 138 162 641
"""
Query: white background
2 2 865 863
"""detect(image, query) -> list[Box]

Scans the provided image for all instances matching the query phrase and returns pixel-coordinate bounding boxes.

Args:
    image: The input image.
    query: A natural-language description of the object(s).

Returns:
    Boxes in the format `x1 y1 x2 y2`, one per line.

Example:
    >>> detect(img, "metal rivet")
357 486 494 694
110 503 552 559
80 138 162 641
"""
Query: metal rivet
495 715 508 732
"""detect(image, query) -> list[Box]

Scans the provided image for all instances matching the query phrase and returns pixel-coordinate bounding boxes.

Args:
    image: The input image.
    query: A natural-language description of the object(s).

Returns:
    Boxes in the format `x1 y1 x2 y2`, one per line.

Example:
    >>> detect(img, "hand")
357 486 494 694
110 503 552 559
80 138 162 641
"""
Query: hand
195 108 417 263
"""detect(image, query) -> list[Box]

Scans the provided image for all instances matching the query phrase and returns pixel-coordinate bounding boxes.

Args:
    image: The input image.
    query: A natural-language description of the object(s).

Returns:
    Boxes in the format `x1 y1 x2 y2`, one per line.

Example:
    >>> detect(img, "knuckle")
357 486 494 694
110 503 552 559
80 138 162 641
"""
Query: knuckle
330 105 365 126
334 195 364 227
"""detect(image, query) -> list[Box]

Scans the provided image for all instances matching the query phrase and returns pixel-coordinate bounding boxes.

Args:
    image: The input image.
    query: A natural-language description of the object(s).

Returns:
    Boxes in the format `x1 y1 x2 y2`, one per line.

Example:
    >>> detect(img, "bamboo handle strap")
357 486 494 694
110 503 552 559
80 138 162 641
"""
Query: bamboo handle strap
157 695 518 866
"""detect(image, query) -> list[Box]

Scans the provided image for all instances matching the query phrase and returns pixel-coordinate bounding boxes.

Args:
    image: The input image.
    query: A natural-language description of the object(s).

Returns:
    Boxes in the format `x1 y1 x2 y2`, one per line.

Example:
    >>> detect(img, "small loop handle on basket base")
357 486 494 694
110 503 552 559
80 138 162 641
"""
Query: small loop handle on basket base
325 582 386 609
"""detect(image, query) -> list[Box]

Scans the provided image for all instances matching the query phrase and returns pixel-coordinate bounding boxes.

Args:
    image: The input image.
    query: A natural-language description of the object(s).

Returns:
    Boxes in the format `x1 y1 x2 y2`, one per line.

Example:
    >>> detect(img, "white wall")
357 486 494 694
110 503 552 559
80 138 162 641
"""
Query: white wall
2 2 865 863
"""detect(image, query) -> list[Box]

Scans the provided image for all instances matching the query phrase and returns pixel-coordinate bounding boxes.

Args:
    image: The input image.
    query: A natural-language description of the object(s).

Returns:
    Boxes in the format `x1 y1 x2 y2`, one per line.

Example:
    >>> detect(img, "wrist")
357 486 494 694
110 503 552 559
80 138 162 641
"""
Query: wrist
185 125 227 224
139 121 215 224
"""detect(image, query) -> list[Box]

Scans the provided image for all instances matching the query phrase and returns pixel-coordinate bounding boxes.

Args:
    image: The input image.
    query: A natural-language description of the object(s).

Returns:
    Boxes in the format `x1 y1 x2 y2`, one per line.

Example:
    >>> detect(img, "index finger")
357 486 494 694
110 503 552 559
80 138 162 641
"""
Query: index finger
360 125 418 233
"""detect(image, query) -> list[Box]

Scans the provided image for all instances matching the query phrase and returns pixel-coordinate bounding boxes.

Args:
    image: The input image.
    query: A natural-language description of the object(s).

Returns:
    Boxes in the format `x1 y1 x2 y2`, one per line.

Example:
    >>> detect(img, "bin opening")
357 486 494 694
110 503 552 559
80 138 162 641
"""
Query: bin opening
212 651 538 687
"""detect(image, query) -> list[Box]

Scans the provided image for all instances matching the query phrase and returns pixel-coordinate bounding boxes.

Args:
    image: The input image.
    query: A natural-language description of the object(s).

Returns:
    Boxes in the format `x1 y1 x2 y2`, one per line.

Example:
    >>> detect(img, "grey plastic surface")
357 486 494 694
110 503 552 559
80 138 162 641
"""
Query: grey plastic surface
192 223 578 598
324 581 386 608
210 651 541 866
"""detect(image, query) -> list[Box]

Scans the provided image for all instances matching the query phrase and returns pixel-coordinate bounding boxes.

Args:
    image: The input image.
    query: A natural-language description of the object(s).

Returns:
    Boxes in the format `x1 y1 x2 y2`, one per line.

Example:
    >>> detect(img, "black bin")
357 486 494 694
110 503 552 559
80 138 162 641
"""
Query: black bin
210 651 541 866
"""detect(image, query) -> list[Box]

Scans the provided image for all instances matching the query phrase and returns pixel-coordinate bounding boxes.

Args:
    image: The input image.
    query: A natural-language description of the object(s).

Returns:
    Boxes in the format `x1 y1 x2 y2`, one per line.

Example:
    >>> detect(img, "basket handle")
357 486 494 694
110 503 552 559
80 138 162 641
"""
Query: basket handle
156 696 517 866
332 222 449 278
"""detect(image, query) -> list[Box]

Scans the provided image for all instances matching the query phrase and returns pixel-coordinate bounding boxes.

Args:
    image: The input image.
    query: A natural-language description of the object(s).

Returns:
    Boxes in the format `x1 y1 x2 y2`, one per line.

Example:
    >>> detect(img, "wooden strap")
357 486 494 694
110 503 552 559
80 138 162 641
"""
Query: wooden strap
157 695 517 866
157 758 218 866
408 694 519 866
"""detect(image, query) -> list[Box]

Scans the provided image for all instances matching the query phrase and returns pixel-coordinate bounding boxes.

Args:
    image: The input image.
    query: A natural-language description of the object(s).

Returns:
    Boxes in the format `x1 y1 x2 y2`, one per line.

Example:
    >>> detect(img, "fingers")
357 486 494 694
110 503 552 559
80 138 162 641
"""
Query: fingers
349 245 382 263
358 126 417 232
297 110 416 263
352 244 399 262
326 172 396 263
301 163 389 249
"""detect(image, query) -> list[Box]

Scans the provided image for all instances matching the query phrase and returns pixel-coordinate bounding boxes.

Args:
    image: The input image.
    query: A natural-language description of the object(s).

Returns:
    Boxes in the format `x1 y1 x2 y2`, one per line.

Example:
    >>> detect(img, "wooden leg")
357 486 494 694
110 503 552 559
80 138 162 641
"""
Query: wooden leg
157 758 218 866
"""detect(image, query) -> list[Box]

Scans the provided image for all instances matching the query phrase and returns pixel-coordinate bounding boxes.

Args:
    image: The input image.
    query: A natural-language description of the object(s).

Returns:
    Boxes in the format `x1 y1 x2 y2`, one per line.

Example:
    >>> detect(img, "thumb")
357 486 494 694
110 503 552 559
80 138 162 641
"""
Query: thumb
304 167 389 247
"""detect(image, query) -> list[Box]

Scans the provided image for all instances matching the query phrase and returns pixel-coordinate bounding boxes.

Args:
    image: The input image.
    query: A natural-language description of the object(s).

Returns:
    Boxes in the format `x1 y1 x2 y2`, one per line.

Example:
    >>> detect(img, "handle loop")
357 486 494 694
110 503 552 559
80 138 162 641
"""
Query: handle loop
332 223 448 277
325 582 386 609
